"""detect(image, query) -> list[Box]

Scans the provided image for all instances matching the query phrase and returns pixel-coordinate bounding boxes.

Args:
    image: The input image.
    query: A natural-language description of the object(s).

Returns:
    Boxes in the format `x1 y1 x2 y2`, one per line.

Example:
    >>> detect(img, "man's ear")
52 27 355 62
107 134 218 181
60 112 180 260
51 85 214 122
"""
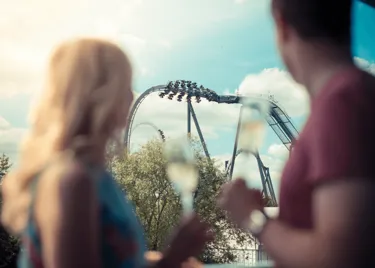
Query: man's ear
273 9 290 44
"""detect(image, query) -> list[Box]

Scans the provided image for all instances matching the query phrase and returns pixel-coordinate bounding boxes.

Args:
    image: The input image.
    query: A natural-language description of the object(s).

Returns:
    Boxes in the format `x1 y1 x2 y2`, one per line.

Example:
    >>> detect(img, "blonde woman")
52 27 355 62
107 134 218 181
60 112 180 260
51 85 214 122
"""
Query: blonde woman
1 38 211 268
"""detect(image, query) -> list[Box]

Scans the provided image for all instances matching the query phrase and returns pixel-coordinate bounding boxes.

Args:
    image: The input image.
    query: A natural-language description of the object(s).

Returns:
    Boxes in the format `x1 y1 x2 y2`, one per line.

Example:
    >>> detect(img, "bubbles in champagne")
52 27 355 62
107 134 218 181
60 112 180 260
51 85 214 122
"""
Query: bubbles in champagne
167 163 198 193
237 97 269 153
164 137 194 163
238 121 266 153
164 137 198 192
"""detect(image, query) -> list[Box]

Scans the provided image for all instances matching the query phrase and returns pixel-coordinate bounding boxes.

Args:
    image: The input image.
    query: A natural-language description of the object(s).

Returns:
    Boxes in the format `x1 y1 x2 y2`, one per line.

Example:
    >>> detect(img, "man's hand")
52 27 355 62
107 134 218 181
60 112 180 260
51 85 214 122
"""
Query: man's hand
181 257 204 268
218 179 264 228
146 252 203 268
145 251 163 264
161 214 213 267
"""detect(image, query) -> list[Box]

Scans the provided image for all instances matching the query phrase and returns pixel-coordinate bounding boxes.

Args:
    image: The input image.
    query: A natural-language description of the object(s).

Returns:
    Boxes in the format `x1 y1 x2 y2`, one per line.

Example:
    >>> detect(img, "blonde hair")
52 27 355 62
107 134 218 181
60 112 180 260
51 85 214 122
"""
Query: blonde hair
1 38 133 234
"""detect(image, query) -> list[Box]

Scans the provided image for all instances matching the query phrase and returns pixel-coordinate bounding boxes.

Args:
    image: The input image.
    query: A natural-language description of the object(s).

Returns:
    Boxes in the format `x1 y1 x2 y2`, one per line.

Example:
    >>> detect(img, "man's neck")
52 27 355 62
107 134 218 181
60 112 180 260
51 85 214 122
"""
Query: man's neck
295 43 354 98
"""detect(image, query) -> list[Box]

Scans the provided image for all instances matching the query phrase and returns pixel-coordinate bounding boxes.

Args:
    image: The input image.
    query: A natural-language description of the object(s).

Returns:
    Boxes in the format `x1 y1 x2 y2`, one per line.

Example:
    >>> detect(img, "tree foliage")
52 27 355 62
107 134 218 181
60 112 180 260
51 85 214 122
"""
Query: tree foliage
0 153 11 179
110 139 253 263
0 153 19 268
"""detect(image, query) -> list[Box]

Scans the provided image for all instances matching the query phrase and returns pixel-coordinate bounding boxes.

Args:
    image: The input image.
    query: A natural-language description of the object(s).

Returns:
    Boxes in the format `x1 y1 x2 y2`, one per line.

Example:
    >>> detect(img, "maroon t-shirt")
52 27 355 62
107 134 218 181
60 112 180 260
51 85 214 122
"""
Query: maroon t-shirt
278 67 375 229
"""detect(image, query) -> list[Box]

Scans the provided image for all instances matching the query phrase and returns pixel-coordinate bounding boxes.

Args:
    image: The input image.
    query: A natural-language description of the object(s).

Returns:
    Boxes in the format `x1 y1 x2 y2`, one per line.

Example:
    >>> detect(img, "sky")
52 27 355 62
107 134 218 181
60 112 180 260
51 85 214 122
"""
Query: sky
1 0 375 198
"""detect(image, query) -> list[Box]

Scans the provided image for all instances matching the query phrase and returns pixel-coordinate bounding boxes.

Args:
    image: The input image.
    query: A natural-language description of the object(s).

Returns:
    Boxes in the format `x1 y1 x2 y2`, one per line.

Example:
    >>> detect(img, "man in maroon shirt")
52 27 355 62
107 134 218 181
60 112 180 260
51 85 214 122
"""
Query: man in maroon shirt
219 0 375 267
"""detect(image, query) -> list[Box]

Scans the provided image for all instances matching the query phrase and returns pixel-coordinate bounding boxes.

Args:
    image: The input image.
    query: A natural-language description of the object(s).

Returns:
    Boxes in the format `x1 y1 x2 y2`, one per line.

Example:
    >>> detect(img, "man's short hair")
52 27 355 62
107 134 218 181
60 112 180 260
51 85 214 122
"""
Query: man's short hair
272 0 353 45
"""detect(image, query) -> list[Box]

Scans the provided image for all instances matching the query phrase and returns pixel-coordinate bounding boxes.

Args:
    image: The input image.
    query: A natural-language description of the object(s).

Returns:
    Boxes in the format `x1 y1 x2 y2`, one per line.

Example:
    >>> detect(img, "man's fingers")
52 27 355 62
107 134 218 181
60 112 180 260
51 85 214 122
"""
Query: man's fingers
218 182 235 207
181 213 200 230
187 218 213 244
182 257 203 268
233 178 247 188
195 222 211 241
205 229 215 242
250 189 263 201
219 179 246 199
181 213 210 238
217 194 225 207
218 183 230 199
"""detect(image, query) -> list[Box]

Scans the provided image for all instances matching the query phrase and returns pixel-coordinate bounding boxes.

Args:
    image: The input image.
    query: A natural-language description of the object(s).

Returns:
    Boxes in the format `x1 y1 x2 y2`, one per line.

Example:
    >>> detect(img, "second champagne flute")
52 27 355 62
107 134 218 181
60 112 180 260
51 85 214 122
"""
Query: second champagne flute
236 97 269 187
164 137 199 215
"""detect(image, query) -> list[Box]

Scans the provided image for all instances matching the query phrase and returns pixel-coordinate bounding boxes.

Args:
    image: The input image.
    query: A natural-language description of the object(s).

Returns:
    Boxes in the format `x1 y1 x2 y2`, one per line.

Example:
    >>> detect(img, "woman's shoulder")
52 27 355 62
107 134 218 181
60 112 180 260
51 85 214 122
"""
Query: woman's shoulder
34 160 98 223
38 160 95 196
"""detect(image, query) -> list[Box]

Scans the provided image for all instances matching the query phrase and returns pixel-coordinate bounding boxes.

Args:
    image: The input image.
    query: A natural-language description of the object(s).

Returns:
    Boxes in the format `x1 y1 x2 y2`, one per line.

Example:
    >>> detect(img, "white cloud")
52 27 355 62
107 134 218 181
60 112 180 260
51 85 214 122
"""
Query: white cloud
0 117 11 130
354 57 375 75
226 57 375 121
268 143 288 160
236 68 310 117
156 39 173 50
214 147 287 182
212 143 288 198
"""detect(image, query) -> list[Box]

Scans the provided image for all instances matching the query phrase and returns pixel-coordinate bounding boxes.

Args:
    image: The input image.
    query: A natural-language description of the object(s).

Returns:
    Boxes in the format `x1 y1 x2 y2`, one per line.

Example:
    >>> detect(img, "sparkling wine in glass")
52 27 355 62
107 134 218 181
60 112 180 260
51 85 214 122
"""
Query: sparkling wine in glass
164 137 198 215
236 97 269 186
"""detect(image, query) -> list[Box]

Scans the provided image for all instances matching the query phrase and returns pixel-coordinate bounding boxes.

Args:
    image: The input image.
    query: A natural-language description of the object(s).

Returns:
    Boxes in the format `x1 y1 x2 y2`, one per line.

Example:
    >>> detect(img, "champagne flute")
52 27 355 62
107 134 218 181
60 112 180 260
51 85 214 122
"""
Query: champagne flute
236 97 269 187
164 137 199 215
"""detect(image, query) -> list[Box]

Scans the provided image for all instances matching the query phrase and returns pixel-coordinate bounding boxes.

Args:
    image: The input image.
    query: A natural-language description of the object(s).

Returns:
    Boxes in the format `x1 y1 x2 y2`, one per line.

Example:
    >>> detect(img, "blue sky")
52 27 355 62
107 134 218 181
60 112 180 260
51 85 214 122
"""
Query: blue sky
0 0 374 194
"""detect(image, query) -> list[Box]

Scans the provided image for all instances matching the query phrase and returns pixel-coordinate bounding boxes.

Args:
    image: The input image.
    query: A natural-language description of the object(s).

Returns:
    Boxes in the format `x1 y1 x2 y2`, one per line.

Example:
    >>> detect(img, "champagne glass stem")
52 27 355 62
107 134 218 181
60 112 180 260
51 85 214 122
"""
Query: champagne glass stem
181 193 193 215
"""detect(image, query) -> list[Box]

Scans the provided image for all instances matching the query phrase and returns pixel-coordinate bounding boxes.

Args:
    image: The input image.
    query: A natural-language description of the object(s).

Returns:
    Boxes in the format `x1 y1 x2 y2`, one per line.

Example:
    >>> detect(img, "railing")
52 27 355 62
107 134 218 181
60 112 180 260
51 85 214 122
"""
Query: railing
205 248 273 268
204 264 273 268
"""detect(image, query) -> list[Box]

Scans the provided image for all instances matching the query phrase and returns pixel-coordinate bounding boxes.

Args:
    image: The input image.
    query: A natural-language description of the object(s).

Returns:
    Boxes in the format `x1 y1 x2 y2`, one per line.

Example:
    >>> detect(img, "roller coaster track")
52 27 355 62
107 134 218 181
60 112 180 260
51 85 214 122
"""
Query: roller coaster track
124 83 299 152
126 122 166 152
125 85 165 151
131 122 165 143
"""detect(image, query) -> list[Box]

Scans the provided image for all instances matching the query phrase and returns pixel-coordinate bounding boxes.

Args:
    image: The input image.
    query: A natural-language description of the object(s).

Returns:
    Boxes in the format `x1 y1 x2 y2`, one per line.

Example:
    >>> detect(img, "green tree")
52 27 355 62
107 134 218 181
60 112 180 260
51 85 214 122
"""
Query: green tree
0 153 12 180
111 139 253 263
0 153 20 268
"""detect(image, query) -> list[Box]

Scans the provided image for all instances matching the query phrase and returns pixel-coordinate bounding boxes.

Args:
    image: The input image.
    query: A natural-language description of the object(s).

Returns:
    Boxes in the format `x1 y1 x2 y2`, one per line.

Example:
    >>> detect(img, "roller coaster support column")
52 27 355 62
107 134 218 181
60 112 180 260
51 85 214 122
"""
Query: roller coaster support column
229 105 243 179
255 153 278 205
265 167 277 205
187 101 191 138
188 101 210 159
255 152 269 197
